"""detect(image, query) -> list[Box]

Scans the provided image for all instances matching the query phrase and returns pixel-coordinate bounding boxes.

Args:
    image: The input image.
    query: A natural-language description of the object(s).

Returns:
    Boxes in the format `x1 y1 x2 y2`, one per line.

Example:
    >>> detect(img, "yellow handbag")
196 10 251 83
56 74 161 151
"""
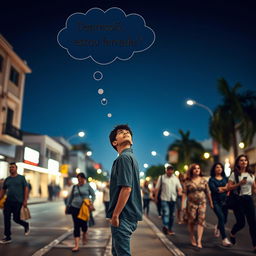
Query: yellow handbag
77 199 91 221
0 195 7 209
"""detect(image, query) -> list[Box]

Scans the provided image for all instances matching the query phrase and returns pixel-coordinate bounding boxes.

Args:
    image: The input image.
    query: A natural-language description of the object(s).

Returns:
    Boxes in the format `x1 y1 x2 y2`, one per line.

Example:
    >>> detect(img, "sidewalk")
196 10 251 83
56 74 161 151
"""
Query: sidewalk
130 216 183 256
41 210 182 256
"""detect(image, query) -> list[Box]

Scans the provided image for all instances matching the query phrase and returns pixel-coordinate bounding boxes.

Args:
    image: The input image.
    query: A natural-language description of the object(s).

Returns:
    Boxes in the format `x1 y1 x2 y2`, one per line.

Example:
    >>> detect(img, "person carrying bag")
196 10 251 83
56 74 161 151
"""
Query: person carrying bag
65 173 95 252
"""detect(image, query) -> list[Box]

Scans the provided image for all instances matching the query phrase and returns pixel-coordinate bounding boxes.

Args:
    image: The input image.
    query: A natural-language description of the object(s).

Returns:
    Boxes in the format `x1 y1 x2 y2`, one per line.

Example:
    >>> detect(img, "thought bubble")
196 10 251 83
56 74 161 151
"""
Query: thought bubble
57 7 155 65
93 71 103 81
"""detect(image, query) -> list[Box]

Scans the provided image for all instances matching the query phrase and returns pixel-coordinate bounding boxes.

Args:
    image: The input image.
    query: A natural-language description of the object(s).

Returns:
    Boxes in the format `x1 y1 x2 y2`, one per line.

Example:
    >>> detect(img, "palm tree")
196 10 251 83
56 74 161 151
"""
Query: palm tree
166 130 206 171
209 78 256 159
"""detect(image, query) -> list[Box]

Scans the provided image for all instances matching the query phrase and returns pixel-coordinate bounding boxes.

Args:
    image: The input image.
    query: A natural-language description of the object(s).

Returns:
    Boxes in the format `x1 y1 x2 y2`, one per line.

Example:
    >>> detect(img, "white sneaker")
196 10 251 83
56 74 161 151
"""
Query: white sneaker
222 238 232 247
214 225 220 237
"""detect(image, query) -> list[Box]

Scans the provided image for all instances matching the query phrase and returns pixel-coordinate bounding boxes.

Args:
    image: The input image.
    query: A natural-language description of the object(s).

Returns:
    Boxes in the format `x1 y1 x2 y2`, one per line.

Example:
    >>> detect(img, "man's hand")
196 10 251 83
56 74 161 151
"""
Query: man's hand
110 215 119 227
23 201 28 207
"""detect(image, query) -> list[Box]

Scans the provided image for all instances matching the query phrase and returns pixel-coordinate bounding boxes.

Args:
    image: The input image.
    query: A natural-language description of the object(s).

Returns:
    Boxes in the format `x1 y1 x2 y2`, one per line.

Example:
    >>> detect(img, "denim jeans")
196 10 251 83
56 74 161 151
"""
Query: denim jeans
111 218 137 256
213 201 228 239
161 200 176 230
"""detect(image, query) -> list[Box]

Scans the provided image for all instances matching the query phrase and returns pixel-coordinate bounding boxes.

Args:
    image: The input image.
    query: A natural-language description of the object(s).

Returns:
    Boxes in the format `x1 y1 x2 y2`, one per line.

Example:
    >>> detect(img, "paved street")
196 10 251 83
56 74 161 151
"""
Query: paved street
0 198 256 255
147 200 256 256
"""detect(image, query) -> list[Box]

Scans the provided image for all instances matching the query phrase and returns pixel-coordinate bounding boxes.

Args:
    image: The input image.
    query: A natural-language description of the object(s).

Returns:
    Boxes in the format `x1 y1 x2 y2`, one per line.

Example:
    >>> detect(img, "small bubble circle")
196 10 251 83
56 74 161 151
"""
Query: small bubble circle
101 98 108 106
93 71 103 81
107 113 112 118
98 88 104 95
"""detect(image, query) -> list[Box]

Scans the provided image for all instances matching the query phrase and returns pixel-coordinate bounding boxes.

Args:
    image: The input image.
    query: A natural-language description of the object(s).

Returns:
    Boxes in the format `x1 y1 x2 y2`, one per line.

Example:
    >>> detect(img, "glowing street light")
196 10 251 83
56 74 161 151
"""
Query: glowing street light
78 131 85 137
143 163 149 168
151 151 157 156
239 142 245 149
86 151 92 157
97 169 102 174
203 152 210 159
67 131 86 141
163 130 170 137
163 130 180 139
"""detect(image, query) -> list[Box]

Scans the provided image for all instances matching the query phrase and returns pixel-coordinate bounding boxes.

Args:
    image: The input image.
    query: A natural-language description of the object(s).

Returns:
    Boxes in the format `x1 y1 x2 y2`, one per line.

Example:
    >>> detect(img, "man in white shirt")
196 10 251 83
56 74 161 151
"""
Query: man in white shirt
155 165 182 235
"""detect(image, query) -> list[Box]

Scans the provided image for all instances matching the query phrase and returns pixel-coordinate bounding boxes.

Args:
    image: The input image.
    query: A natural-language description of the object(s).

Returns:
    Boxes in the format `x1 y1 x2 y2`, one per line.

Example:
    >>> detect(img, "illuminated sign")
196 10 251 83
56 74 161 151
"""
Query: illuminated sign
48 159 60 172
24 147 39 166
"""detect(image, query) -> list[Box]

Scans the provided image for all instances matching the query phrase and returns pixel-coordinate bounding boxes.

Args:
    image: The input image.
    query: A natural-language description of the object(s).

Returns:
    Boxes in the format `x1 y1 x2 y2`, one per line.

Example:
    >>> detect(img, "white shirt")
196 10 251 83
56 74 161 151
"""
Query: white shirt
156 174 182 201
229 172 255 196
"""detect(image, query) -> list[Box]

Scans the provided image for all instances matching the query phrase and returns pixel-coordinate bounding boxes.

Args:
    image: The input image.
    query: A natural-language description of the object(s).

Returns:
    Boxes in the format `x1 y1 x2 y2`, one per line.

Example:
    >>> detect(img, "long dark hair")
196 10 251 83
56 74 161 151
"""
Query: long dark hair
234 154 254 176
210 162 226 178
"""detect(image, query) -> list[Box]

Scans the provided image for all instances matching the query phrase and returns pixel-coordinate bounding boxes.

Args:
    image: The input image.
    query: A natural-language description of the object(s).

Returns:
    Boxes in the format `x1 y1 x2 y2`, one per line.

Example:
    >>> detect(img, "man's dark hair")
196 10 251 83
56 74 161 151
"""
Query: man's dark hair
109 124 133 151
166 165 174 171
9 162 17 168
76 173 86 179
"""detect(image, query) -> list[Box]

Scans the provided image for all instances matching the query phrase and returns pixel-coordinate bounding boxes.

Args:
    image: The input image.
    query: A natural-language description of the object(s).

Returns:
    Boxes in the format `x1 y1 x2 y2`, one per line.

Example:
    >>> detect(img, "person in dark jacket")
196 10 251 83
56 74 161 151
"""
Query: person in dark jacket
208 163 232 247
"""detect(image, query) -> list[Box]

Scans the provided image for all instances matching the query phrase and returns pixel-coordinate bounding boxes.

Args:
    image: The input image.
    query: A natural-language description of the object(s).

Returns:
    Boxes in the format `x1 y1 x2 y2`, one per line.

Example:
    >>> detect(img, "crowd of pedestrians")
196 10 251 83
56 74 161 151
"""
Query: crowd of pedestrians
142 154 256 253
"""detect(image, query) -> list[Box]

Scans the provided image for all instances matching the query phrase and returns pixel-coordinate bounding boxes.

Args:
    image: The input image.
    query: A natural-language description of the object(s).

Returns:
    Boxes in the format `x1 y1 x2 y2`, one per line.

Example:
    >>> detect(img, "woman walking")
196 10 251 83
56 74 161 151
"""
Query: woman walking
182 164 213 248
208 163 231 246
142 181 151 216
228 154 256 253
66 173 95 252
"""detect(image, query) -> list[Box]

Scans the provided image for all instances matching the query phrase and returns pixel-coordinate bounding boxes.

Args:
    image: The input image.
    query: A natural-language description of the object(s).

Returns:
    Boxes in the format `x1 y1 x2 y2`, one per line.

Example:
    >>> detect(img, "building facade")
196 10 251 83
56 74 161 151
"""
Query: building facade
0 35 31 178
15 134 65 198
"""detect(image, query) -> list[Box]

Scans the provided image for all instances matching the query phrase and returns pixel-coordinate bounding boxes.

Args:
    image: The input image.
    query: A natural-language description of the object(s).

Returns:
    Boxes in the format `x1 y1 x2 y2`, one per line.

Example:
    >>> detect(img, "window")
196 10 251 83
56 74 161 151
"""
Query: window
9 66 19 86
0 55 3 72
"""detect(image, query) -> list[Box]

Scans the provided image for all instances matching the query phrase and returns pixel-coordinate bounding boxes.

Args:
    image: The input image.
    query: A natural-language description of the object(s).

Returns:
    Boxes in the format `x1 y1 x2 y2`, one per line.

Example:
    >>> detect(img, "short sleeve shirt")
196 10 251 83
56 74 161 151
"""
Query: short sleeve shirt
107 148 142 222
229 172 255 196
3 175 27 203
156 174 182 201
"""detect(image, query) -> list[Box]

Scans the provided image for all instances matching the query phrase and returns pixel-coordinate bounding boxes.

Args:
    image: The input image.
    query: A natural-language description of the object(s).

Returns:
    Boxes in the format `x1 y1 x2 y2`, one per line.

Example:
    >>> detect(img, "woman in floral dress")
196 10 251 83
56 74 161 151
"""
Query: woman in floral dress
182 164 213 248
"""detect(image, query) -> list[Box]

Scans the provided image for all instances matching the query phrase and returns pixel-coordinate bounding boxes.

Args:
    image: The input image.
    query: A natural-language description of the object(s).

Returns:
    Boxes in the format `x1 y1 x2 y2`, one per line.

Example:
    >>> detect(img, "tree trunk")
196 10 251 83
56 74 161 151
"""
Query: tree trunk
231 121 238 160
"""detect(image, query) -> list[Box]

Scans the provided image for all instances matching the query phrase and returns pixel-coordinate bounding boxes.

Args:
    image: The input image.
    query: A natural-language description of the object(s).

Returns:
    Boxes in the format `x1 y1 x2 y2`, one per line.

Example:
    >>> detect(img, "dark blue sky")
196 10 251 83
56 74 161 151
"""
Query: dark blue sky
1 0 256 172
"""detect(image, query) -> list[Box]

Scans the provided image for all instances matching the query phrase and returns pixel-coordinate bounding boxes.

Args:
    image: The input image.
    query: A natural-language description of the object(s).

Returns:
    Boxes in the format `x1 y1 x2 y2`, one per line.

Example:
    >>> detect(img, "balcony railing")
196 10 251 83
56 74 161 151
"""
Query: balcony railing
2 123 22 141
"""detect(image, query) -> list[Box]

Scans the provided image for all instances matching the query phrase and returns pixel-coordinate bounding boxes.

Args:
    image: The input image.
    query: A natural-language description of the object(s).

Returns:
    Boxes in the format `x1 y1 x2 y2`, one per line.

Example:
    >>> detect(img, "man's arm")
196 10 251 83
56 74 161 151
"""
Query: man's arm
111 186 132 227
23 186 29 207
0 189 6 200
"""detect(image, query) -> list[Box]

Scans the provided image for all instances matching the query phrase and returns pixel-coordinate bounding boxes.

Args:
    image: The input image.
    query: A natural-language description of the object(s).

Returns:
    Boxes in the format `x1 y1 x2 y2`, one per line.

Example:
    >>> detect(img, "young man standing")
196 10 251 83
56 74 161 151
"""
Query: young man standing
107 124 142 256
0 162 30 243
155 165 182 235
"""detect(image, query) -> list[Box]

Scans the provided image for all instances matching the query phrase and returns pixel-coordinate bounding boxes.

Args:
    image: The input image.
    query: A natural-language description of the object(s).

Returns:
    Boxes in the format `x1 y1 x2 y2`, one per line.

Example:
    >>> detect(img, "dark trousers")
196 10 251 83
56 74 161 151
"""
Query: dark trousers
231 195 256 246
71 206 88 237
104 201 109 217
143 199 151 215
3 201 28 239
213 201 228 239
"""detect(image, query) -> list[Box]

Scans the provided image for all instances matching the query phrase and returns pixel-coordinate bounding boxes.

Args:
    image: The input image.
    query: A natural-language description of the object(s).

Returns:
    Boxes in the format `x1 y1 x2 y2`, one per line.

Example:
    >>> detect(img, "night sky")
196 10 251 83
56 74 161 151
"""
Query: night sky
1 0 256 173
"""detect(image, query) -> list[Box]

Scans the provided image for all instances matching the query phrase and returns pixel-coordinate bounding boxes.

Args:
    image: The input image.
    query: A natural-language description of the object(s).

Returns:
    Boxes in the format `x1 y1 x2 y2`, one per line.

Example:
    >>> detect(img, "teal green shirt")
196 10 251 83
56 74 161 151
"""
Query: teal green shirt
3 175 27 203
107 148 142 222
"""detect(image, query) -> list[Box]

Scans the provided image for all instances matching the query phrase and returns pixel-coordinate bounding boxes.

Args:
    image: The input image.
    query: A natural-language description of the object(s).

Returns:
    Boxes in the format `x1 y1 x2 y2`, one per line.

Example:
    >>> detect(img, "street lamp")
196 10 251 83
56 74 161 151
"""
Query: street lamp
143 163 149 168
186 99 213 117
186 99 218 162
151 151 157 156
163 130 180 139
67 131 86 142
239 142 245 149
86 151 92 157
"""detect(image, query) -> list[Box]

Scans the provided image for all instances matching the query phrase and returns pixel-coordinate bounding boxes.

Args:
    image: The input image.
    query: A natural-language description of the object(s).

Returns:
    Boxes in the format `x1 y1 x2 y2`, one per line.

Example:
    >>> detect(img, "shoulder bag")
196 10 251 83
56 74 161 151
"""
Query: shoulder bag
65 185 75 215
